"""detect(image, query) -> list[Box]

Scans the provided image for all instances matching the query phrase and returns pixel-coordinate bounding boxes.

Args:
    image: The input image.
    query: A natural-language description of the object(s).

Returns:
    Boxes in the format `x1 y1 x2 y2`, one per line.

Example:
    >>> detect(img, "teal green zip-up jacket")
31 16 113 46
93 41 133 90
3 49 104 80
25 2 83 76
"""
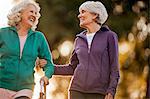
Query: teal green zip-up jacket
0 27 54 91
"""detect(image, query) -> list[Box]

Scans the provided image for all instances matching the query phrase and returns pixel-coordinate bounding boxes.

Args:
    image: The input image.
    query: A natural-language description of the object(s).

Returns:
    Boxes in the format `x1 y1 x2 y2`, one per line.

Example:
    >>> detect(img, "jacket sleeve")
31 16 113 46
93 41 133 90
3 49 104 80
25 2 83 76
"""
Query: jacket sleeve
106 32 120 96
0 29 4 55
54 39 79 75
38 33 54 79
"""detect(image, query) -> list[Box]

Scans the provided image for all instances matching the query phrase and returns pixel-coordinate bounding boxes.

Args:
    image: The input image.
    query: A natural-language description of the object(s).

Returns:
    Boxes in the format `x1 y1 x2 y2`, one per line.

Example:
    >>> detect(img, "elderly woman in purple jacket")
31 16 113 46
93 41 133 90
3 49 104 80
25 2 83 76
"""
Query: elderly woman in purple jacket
54 1 120 99
40 1 120 99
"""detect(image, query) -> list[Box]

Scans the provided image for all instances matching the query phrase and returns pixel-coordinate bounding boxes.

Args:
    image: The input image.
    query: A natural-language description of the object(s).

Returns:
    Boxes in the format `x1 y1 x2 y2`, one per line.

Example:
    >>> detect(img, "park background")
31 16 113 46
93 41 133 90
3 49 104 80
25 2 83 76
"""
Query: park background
0 0 149 99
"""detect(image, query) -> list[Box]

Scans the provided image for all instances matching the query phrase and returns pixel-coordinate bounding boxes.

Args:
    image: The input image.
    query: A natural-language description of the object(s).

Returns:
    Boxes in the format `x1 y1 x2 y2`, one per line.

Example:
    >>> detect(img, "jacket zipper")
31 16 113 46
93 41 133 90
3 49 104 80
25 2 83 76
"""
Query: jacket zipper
84 38 89 90
17 34 29 89
16 32 28 90
16 33 20 90
84 33 97 90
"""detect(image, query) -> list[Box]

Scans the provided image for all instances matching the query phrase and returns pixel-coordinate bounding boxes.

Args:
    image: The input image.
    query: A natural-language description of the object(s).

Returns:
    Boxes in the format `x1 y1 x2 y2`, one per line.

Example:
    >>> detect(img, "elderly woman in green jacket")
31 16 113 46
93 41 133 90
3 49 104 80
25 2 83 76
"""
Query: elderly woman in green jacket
0 0 54 99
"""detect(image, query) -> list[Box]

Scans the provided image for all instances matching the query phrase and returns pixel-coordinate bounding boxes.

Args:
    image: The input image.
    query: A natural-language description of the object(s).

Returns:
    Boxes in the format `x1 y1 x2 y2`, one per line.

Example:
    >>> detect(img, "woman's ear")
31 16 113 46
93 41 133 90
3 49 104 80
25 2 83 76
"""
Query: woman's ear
92 13 99 23
92 13 98 20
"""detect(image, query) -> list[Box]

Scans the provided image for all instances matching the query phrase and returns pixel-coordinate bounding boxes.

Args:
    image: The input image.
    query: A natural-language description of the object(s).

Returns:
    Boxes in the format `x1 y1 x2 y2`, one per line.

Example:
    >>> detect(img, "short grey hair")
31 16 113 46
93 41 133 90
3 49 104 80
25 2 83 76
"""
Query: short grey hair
7 0 41 30
79 1 108 25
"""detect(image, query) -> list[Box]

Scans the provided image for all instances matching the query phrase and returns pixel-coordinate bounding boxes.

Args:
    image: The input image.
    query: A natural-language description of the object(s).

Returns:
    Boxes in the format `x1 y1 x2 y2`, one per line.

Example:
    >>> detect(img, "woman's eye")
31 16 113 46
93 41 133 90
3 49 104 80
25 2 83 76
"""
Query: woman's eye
30 11 33 13
81 10 86 13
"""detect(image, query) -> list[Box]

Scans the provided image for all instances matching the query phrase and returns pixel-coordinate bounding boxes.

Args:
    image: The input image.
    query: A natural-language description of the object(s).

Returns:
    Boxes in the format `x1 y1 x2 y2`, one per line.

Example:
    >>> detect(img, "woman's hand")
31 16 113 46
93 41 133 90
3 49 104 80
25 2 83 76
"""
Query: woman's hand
36 59 47 68
35 59 47 72
105 93 113 99
40 76 49 85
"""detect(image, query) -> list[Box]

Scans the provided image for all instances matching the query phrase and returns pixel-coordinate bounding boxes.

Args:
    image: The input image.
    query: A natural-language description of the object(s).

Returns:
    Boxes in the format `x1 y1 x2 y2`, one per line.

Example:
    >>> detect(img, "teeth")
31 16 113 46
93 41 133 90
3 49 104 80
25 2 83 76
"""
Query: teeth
29 17 35 22
30 19 34 22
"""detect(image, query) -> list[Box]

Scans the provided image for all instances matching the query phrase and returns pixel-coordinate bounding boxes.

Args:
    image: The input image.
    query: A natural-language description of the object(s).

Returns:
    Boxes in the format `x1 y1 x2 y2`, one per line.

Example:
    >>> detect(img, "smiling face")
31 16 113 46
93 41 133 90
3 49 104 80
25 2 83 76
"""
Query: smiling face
20 4 38 28
78 9 97 29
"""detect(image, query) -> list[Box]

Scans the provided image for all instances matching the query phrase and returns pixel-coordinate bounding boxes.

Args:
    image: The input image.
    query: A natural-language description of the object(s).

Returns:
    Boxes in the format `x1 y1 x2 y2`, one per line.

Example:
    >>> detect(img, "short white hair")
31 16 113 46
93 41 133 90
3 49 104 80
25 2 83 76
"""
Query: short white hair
79 1 108 25
7 0 41 30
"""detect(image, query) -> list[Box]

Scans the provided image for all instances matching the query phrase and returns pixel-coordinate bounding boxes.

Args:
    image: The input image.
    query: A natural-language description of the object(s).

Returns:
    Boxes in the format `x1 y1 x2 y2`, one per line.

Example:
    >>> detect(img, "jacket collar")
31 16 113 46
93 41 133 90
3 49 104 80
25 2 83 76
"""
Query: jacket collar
9 26 35 36
76 25 110 39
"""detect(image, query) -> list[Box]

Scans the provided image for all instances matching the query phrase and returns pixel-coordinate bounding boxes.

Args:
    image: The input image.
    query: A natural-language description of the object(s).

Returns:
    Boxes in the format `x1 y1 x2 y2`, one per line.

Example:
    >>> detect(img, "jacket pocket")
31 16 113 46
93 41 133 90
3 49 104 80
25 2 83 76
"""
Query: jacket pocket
72 69 86 89
86 70 102 88
0 59 16 80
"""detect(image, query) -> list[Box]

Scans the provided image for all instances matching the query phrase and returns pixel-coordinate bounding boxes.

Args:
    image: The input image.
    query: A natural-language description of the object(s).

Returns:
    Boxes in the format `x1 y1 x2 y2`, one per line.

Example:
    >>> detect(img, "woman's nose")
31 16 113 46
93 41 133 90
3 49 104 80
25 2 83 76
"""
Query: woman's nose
32 12 37 16
78 14 81 18
33 13 36 16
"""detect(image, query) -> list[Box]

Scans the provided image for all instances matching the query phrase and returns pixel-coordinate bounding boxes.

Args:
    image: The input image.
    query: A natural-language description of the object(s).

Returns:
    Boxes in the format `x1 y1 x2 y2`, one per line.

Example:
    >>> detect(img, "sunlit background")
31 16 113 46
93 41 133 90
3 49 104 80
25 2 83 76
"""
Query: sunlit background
0 0 13 27
0 0 150 99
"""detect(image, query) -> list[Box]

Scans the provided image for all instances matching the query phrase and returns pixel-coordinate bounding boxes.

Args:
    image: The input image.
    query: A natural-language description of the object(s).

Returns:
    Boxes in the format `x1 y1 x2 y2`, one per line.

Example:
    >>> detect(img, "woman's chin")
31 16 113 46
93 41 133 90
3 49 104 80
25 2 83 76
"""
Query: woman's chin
26 21 34 27
26 24 33 28
79 24 86 29
79 23 84 27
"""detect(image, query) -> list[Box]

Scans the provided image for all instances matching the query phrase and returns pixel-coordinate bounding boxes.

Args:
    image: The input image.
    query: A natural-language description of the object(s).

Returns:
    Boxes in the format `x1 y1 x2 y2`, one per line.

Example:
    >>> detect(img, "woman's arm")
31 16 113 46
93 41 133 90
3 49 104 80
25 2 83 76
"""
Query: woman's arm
106 32 120 97
54 50 79 75
38 32 54 79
